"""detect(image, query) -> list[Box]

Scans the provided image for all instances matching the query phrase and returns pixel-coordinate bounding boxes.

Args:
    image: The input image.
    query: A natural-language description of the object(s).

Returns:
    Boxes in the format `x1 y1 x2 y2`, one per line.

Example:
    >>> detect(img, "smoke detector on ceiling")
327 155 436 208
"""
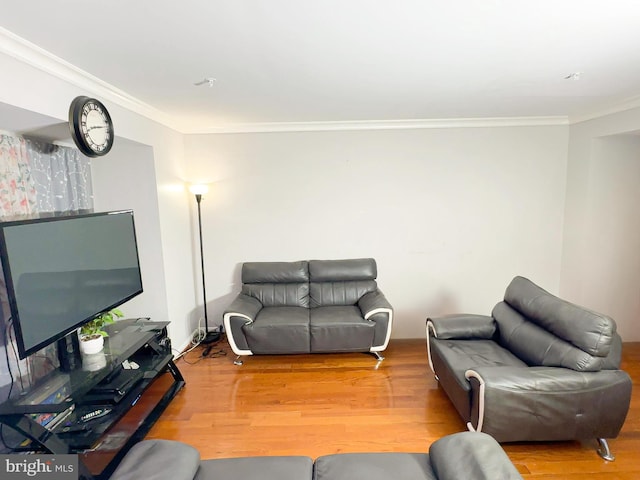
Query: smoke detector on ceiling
564 72 582 81
194 77 216 87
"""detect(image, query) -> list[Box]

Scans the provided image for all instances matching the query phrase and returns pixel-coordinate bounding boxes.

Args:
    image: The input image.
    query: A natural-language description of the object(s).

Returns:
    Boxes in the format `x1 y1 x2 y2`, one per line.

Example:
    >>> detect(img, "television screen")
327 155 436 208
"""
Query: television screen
0 211 143 359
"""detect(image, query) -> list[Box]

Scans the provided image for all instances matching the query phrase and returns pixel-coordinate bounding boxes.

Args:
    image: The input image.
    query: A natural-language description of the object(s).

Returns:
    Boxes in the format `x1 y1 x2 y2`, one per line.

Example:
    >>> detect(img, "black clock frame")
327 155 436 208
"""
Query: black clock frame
68 96 114 158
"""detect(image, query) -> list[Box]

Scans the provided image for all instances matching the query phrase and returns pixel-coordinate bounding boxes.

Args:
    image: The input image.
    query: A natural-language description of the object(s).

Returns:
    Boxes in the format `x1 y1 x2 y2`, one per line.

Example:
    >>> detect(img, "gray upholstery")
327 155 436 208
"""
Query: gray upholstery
428 431 522 479
111 432 522 480
504 276 616 356
426 276 632 451
466 366 632 443
313 432 523 480
314 453 436 480
245 306 311 354
242 261 310 307
309 306 375 352
110 439 201 480
196 456 313 480
224 258 392 360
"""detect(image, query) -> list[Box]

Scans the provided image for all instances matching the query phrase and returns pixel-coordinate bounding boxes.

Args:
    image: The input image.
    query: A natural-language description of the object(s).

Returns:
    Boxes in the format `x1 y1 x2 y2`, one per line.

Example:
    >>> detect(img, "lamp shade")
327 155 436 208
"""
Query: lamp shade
189 184 209 195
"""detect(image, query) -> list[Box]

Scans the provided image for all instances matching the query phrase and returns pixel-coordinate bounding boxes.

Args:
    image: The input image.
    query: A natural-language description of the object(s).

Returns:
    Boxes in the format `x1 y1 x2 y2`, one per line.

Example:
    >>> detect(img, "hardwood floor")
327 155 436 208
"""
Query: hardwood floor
146 338 640 479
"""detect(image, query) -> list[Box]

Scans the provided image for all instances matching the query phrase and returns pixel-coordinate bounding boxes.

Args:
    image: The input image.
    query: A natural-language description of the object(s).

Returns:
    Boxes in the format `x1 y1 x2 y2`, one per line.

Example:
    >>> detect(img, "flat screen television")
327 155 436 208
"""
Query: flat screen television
0 210 143 359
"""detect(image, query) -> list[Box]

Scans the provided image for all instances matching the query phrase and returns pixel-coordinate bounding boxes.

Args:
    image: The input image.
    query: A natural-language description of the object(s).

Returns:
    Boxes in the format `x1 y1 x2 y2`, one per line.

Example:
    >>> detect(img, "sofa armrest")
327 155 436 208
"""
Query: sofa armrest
464 366 632 442
358 290 393 351
429 431 522 480
110 439 200 480
223 294 263 356
358 290 392 319
224 293 263 321
426 314 496 340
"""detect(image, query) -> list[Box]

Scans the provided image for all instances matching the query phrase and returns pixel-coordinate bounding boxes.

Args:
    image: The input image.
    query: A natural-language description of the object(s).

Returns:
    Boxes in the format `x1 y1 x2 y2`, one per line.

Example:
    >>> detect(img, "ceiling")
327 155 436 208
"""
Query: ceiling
2 0 640 133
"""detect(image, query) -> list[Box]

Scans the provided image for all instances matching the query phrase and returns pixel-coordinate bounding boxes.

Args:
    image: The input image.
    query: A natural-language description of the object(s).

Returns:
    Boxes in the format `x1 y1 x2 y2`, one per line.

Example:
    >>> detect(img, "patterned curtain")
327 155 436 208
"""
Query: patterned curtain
0 131 94 407
0 134 38 217
26 139 93 212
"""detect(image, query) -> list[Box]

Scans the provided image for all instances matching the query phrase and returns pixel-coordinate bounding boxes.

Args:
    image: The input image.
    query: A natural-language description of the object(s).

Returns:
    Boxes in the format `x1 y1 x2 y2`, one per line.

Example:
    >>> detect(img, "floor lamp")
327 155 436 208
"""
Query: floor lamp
190 184 220 345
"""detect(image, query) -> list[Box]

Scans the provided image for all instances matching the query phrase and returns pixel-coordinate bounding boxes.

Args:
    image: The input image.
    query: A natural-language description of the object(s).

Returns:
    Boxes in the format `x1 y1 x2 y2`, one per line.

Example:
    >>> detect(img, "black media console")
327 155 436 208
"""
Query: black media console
0 318 185 480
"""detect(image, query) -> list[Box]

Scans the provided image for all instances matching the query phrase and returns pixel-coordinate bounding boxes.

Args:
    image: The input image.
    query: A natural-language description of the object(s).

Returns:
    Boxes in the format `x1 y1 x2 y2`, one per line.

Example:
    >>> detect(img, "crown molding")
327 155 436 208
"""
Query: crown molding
0 27 176 130
1 27 571 135
189 116 569 134
568 95 640 125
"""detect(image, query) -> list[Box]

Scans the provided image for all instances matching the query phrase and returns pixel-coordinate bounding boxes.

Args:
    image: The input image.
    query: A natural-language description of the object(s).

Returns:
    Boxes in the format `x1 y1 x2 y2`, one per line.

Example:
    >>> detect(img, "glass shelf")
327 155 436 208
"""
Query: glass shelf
1 323 160 415
0 318 184 480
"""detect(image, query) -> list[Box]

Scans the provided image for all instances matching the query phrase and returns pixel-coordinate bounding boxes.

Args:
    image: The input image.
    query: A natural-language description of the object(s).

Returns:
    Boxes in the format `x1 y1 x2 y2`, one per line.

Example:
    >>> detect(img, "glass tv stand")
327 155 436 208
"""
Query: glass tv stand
0 318 185 480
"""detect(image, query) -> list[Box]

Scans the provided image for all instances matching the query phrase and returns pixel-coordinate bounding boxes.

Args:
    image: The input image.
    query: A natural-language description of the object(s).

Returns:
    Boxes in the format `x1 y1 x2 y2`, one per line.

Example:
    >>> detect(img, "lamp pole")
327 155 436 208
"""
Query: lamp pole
193 189 220 345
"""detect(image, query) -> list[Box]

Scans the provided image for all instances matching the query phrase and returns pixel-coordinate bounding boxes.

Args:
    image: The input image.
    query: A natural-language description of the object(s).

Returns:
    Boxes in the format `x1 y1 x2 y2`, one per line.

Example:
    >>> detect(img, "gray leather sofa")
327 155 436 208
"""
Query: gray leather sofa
223 258 392 365
110 432 523 480
426 276 632 460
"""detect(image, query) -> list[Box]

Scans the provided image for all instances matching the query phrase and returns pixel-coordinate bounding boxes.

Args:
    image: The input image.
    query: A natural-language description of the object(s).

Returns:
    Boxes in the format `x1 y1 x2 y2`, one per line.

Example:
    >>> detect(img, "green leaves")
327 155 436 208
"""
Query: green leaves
80 309 124 338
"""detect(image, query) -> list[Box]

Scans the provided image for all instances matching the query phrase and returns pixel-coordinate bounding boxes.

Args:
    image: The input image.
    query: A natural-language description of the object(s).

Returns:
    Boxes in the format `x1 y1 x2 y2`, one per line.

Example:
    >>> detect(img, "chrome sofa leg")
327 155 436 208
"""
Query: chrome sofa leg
233 356 244 366
371 351 385 362
596 438 615 461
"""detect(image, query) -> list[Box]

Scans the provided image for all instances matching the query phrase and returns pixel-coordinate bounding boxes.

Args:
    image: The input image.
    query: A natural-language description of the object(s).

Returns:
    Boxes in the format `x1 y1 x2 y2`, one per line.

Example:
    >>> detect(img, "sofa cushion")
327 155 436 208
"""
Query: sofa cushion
196 456 313 480
309 258 376 282
242 261 310 307
308 258 378 307
428 338 526 419
314 453 436 480
243 261 309 283
504 276 616 357
110 439 200 480
309 306 375 352
243 282 310 308
309 281 377 307
244 307 310 354
430 338 527 388
493 302 612 371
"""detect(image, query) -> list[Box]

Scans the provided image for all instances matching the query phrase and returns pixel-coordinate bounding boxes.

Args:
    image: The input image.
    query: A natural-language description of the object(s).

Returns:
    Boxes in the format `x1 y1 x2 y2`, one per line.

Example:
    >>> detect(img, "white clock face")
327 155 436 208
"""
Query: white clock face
69 96 114 157
81 102 111 152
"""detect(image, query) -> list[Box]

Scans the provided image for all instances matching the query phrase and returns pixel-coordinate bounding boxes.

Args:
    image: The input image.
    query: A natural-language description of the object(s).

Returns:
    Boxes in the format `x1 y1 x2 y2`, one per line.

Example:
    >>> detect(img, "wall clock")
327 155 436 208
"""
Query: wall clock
68 96 114 157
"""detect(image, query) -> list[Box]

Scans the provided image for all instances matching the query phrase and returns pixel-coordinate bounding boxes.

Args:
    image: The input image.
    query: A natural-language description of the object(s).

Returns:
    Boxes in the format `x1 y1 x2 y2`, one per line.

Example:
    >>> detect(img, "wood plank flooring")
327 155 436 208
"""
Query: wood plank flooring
146 338 640 479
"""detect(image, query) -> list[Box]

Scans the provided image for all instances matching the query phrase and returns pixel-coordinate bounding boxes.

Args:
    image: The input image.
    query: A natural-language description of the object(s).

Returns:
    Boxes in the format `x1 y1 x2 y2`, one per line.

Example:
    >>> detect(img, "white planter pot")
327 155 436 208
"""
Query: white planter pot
82 352 107 372
79 334 104 355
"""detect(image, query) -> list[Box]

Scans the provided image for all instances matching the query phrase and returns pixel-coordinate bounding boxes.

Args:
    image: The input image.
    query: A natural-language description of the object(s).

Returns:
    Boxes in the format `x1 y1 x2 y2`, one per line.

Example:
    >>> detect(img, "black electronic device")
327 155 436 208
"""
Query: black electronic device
78 407 112 423
58 422 89 434
56 332 83 372
81 368 144 405
0 211 143 359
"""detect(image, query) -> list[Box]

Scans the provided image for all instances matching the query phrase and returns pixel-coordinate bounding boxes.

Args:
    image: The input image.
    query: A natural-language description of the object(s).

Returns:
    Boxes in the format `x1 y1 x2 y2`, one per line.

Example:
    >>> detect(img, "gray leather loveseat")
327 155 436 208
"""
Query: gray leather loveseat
110 432 523 480
426 276 632 460
223 258 392 365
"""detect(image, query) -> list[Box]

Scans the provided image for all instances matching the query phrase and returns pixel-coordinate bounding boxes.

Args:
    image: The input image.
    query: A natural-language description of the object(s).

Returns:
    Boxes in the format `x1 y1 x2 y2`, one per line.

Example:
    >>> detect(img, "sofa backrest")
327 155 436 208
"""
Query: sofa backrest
493 276 619 371
241 261 310 307
308 258 378 307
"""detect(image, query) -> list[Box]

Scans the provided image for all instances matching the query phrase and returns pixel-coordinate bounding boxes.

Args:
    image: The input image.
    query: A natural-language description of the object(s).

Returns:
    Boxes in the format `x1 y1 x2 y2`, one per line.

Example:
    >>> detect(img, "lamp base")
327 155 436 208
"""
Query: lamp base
201 330 221 345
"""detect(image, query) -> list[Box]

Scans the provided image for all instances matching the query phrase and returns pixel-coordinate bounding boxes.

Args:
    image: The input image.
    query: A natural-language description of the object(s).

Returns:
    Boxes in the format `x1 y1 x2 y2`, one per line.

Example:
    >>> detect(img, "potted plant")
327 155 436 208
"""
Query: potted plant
79 309 124 355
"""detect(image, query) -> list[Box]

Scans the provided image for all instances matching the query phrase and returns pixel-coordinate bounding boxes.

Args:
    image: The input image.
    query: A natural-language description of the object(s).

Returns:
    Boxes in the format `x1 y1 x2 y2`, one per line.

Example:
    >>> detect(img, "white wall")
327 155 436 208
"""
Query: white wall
7 38 639 345
562 110 640 341
185 126 569 338
0 50 198 350
90 138 169 323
